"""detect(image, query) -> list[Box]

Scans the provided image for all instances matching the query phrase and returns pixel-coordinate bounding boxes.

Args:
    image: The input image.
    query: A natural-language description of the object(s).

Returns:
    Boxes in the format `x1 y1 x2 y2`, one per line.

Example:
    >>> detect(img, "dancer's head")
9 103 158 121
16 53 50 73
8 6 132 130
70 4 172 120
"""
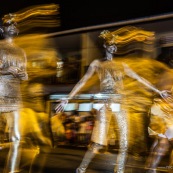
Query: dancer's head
0 13 19 38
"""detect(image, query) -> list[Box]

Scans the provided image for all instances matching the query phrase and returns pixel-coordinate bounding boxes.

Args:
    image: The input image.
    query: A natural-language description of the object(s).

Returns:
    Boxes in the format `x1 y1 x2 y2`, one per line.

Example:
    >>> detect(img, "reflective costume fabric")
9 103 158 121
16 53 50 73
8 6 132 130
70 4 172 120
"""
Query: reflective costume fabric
91 104 112 145
114 109 128 173
0 42 27 112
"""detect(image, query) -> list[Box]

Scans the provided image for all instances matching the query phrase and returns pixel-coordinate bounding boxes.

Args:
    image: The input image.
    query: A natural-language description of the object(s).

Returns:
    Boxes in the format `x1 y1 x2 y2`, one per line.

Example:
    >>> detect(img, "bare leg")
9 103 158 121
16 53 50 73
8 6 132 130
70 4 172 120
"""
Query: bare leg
145 137 159 170
113 110 128 173
3 111 22 173
167 139 173 173
145 137 170 173
76 143 103 173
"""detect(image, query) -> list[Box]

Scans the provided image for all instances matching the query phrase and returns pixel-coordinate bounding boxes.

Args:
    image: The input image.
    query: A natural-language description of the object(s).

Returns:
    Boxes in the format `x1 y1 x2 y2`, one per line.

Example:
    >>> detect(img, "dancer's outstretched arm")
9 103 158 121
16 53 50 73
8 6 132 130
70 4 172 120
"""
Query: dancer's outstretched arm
123 63 173 103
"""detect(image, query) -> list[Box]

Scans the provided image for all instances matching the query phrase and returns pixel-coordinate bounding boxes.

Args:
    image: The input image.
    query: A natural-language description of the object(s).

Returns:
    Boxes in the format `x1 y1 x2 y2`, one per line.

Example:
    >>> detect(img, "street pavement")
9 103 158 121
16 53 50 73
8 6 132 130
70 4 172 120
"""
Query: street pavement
24 145 170 173
0 145 170 173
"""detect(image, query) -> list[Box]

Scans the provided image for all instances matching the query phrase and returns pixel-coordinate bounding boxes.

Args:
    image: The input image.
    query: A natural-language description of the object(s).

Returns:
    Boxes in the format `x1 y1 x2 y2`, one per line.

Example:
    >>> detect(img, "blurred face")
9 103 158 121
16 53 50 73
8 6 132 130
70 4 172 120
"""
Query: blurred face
106 44 117 54
3 21 19 38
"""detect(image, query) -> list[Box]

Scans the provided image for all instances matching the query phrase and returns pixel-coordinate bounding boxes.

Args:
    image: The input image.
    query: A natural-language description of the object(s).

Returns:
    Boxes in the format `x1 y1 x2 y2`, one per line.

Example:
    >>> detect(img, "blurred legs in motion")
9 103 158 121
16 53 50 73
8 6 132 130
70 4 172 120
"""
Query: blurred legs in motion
3 111 22 173
76 105 128 173
76 143 103 173
145 137 170 173
76 105 109 173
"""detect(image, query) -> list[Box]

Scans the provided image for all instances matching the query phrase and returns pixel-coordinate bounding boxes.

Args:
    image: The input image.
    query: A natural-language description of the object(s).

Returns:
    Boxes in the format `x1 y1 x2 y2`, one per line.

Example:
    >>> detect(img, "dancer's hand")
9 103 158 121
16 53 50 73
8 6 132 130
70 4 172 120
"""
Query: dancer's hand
55 98 69 113
160 90 173 104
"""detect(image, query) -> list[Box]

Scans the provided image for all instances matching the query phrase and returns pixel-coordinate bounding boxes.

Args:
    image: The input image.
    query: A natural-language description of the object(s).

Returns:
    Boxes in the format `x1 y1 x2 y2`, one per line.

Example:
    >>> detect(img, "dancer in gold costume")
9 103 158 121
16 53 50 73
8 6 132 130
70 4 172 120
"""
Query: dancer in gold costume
55 26 156 173
0 4 59 173
55 32 126 173
145 70 173 173
123 60 173 173
0 14 28 173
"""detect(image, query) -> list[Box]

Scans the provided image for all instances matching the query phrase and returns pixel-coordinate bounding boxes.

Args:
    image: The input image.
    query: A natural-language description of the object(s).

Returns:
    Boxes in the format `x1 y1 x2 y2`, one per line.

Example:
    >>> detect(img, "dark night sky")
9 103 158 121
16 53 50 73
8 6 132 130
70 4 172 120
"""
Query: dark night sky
0 0 173 32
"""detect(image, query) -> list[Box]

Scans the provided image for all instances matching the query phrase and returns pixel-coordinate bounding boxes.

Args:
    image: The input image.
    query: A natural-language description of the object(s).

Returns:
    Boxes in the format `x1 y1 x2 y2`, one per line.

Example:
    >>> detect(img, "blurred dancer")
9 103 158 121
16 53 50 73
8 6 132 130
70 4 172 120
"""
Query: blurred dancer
55 30 126 173
144 70 173 173
145 97 173 173
55 26 155 173
123 63 173 172
0 14 28 173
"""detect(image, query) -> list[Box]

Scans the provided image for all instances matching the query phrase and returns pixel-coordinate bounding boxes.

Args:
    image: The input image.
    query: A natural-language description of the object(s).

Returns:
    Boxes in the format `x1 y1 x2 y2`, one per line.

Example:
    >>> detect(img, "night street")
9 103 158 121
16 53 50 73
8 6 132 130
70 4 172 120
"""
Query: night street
0 145 168 173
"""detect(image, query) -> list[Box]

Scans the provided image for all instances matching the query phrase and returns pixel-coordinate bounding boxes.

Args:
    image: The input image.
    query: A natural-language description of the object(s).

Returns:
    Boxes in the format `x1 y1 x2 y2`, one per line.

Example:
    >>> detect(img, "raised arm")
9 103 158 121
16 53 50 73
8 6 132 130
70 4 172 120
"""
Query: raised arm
55 60 99 112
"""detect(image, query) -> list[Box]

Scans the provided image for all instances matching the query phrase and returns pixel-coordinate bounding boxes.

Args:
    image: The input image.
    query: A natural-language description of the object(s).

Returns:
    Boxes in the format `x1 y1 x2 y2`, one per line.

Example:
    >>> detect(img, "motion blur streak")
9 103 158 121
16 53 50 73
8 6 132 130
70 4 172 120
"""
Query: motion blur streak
3 3 60 33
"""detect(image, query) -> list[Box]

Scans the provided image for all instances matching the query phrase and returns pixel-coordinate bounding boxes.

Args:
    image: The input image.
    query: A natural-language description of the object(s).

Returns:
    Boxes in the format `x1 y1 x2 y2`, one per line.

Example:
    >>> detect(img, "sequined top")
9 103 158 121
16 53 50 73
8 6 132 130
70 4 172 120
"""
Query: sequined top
0 42 28 112
96 60 124 94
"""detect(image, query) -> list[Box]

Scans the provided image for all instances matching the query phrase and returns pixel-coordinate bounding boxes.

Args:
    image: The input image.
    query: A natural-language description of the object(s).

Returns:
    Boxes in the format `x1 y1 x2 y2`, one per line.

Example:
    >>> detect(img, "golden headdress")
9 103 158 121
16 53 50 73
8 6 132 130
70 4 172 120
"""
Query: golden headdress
99 26 155 45
1 4 60 33
2 13 17 25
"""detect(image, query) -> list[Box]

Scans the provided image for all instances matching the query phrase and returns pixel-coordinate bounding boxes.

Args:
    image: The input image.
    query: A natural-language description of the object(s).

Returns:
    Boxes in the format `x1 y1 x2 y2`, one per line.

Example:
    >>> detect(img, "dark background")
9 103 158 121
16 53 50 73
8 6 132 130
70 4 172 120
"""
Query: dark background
0 0 173 32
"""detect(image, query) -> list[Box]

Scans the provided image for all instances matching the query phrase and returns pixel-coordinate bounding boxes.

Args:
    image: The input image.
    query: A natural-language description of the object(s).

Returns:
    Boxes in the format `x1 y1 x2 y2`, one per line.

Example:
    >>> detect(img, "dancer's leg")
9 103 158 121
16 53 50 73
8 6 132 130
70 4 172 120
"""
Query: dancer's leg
145 137 159 169
114 110 128 173
145 137 170 173
76 142 103 173
3 111 22 173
